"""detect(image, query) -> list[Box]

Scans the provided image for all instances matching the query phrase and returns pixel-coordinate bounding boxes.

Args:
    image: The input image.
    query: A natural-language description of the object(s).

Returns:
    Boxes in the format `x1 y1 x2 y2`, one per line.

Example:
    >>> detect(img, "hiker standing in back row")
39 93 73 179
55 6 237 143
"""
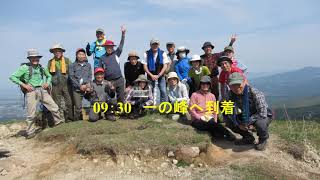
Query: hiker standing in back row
69 48 92 121
217 56 246 100
166 42 177 73
175 46 192 95
200 35 237 99
86 28 107 68
9 49 63 138
142 38 169 103
99 26 126 103
48 43 74 122
124 51 145 92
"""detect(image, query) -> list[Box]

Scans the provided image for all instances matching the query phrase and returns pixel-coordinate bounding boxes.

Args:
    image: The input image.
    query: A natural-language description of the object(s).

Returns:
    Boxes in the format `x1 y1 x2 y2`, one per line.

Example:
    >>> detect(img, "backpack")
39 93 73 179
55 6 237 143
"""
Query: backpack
19 63 45 94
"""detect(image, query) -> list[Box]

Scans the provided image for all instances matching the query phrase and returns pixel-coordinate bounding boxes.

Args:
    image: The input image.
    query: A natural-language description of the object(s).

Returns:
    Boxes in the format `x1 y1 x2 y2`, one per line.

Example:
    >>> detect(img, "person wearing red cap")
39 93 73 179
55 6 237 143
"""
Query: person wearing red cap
69 48 92 121
86 68 117 122
99 25 126 104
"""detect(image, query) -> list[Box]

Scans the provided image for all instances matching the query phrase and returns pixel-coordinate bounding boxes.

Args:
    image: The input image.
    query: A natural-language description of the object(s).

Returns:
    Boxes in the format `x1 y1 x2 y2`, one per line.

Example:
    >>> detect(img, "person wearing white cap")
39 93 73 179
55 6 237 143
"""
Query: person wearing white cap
166 72 189 104
142 38 170 103
10 49 64 138
188 54 211 94
165 42 177 73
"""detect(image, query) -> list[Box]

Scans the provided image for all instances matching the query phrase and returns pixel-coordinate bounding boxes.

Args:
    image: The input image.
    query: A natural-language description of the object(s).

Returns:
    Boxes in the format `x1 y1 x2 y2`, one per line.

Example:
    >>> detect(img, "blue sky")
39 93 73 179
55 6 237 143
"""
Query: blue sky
0 0 319 90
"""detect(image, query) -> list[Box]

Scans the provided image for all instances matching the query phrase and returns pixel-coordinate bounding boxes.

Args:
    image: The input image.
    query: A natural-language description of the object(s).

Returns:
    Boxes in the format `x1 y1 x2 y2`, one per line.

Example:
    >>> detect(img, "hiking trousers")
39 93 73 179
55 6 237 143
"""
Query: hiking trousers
226 117 272 141
51 84 74 121
26 88 63 133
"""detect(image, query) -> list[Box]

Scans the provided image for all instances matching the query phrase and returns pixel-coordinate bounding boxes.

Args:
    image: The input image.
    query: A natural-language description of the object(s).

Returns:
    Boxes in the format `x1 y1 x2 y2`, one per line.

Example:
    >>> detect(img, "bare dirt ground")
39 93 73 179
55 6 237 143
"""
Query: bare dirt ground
1 123 320 180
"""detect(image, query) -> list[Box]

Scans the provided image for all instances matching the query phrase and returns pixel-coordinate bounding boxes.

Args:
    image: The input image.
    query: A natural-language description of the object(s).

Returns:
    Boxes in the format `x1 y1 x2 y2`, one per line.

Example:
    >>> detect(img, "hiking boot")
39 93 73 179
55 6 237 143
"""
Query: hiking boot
235 136 255 145
106 114 116 121
255 139 268 151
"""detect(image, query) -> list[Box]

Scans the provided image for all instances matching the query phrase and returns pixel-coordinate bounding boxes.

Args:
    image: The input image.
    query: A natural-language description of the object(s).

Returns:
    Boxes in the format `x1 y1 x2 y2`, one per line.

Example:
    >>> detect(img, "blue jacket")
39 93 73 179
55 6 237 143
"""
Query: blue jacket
175 57 191 81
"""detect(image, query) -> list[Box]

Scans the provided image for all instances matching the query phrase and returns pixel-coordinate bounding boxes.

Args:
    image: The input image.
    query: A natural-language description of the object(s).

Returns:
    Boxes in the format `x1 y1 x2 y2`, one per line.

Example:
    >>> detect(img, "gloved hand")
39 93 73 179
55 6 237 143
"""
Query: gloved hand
86 43 92 56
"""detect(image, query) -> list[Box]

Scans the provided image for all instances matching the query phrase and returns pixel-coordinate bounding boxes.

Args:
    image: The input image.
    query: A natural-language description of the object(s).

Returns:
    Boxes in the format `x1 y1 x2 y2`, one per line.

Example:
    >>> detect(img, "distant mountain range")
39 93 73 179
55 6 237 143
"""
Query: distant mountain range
250 67 320 119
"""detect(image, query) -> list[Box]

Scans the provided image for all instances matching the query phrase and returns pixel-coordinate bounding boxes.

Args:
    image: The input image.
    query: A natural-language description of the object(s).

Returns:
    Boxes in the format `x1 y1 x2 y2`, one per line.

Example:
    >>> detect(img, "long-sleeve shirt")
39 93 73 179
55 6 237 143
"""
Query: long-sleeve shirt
88 80 115 103
201 52 222 77
88 39 107 59
124 61 145 87
10 64 51 87
99 34 125 80
189 91 217 121
167 82 189 103
69 61 92 90
188 66 211 91
227 85 268 124
175 57 191 81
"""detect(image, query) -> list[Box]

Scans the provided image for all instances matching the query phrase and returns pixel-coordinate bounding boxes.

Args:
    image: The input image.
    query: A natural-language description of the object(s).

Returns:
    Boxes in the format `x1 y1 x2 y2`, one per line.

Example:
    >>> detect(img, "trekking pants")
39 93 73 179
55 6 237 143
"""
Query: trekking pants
191 119 232 138
110 77 125 103
26 88 62 133
225 116 272 141
72 90 84 121
51 84 74 121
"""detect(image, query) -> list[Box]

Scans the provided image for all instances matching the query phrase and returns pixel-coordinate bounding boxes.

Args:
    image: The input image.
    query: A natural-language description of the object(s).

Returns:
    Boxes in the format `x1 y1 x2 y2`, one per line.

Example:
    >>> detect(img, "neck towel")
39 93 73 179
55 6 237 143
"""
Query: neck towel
49 57 67 74
147 48 163 72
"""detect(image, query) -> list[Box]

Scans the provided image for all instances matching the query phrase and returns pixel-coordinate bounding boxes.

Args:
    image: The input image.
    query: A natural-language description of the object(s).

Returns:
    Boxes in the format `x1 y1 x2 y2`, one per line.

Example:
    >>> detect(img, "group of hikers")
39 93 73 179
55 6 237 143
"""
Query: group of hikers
9 26 272 151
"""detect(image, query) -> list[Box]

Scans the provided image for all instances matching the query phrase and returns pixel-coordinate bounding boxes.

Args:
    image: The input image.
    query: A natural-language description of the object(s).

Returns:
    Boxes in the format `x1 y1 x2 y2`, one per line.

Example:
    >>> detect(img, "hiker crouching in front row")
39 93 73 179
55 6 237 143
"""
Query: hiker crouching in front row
224 72 272 151
86 68 117 122
125 75 154 119
189 76 236 141
9 49 63 138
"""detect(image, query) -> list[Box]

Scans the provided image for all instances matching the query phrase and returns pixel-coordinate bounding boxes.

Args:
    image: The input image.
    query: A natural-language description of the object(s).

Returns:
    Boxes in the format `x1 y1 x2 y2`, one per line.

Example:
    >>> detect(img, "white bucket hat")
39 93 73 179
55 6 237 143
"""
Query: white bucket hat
49 43 66 53
176 46 190 55
190 54 201 62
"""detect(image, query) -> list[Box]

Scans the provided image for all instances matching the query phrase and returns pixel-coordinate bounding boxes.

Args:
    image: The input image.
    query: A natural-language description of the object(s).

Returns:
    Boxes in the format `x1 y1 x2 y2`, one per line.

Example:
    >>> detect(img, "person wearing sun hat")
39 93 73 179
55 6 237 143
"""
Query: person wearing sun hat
175 46 192 95
200 35 237 99
69 48 92 121
124 51 145 91
189 75 236 141
86 28 108 68
223 45 247 73
125 74 154 119
47 43 74 122
87 67 117 122
224 72 272 151
188 54 211 94
217 55 246 100
99 25 126 103
10 49 63 138
166 72 189 104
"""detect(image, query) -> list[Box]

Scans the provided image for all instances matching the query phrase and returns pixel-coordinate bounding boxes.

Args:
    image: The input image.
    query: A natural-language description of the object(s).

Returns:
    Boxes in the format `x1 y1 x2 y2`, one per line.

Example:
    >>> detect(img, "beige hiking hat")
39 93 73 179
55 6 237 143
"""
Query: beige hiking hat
49 43 65 53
